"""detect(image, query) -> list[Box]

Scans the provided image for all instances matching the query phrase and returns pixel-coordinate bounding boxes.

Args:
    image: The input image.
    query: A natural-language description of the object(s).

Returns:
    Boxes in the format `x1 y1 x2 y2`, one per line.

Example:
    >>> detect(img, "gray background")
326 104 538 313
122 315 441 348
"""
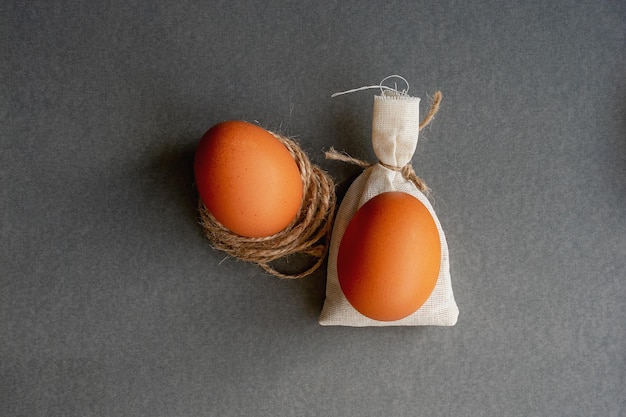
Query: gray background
2 1 625 416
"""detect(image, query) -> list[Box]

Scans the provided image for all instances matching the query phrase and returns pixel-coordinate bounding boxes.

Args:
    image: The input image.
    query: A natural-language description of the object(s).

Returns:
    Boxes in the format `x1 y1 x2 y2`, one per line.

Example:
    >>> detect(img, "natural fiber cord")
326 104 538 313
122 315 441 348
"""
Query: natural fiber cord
198 133 336 279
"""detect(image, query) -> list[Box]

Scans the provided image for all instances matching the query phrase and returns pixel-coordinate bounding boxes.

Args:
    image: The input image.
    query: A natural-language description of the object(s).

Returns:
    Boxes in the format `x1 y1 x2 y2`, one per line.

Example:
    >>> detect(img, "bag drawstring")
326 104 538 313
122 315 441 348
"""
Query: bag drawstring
325 90 442 196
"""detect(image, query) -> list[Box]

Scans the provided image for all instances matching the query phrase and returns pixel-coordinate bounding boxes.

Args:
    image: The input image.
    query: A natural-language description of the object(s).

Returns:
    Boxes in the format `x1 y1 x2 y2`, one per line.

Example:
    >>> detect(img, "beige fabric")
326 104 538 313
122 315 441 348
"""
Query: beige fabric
319 92 459 326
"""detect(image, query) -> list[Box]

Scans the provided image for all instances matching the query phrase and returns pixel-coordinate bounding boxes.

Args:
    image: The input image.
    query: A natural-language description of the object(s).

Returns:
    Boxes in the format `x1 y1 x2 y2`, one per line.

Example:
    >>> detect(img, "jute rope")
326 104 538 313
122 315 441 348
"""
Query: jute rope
325 91 442 196
198 133 336 279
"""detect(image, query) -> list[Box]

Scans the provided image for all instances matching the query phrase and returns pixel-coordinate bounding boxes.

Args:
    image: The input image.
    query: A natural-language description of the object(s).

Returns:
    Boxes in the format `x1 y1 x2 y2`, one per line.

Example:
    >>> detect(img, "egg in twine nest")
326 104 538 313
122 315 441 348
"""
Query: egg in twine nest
198 133 336 279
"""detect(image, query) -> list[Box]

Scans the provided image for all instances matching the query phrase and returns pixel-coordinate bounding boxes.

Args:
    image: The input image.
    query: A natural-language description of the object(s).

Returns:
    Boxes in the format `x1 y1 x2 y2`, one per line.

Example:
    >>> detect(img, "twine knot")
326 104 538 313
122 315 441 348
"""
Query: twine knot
379 161 430 195
324 149 431 195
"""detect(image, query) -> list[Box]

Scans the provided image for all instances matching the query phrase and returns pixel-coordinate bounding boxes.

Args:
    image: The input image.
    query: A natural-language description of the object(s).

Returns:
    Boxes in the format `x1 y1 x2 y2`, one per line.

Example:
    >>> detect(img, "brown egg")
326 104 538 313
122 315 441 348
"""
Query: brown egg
337 192 441 321
194 120 303 238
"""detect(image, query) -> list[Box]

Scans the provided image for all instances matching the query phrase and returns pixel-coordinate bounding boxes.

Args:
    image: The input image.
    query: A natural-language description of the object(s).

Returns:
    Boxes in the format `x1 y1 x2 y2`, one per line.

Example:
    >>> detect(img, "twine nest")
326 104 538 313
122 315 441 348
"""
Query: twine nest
198 132 336 279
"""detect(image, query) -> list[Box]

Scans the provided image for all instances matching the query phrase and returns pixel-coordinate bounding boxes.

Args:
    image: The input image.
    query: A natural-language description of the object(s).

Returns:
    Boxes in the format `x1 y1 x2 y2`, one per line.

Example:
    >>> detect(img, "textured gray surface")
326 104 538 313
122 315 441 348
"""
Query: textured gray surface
2 1 625 416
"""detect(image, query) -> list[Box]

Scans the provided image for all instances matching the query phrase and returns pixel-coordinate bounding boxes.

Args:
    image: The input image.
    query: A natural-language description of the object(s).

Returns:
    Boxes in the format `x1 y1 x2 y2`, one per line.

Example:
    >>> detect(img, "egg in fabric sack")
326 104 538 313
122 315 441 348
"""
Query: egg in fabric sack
337 191 441 321
194 121 303 238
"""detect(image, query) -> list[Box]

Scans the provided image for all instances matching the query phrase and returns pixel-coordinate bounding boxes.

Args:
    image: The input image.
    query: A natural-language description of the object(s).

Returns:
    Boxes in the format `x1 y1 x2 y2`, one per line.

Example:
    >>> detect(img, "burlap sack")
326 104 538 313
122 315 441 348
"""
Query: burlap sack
319 91 459 326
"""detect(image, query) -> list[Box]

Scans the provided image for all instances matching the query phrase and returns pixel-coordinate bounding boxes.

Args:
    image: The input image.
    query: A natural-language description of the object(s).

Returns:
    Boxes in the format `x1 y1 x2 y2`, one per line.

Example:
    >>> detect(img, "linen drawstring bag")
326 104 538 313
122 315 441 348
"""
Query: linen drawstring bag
319 84 459 326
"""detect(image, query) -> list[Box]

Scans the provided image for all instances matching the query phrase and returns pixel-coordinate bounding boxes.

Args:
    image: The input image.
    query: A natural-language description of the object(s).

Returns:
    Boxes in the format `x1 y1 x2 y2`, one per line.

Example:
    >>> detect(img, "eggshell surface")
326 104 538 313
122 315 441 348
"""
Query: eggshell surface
337 191 441 321
194 120 303 238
